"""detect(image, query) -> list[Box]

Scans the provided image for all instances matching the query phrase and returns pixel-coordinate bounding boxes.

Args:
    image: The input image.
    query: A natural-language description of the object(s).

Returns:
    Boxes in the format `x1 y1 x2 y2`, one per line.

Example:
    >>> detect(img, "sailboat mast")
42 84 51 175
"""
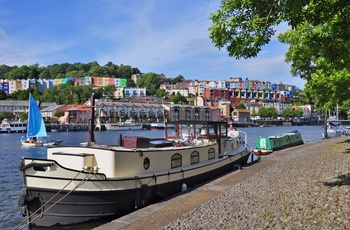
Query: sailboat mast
27 94 32 137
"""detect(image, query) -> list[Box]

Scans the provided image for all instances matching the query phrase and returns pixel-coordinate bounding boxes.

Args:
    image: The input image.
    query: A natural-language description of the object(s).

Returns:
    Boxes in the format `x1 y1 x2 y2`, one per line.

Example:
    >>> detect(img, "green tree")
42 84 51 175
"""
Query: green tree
116 64 133 79
172 75 185 84
170 92 187 104
19 112 28 121
268 107 278 118
154 88 167 98
103 85 116 101
0 64 11 77
258 107 268 118
0 90 7 99
236 102 246 109
209 0 350 108
38 67 51 79
0 111 15 121
258 107 278 118
282 107 293 119
293 108 304 117
137 72 162 96
54 110 65 118
88 62 106 77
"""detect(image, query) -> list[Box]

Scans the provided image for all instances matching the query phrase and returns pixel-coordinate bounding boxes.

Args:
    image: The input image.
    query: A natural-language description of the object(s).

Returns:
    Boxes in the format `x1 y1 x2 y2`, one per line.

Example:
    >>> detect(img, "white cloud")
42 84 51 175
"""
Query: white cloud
0 0 305 88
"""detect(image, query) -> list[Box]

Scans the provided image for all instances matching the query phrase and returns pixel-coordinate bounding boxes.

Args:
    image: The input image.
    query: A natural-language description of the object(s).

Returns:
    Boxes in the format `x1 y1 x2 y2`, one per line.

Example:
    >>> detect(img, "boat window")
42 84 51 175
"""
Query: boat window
143 157 150 170
208 148 215 160
220 124 227 137
208 124 215 135
191 151 199 164
171 153 182 168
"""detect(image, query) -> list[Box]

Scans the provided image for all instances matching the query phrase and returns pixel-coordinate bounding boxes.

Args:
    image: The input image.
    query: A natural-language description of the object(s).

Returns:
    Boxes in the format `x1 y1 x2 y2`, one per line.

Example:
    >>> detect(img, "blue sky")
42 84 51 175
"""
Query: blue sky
0 0 306 88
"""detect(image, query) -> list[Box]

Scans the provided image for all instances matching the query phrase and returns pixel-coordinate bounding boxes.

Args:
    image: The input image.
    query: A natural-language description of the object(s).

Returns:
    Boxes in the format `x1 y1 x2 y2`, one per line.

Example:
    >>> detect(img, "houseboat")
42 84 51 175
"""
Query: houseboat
17 95 252 228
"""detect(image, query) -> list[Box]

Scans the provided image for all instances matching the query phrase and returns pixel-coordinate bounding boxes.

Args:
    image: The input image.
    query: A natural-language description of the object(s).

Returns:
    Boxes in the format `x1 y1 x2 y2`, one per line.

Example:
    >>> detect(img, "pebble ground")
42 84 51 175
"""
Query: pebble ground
95 137 350 230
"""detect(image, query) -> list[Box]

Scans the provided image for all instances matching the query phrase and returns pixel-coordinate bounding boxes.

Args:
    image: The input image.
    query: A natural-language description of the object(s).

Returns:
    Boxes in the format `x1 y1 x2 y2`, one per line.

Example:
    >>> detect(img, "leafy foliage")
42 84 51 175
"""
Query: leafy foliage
209 0 350 109
172 75 185 84
258 106 278 118
103 85 117 101
136 72 162 96
0 111 15 121
170 92 188 105
0 62 140 80
54 110 64 117
293 107 304 117
236 102 246 109
282 107 293 118
19 112 28 121
41 84 102 104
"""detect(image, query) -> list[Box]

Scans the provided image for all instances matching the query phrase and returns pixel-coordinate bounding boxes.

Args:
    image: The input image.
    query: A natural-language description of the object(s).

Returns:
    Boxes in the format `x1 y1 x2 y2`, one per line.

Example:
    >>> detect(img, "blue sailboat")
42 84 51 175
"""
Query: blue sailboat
21 94 62 147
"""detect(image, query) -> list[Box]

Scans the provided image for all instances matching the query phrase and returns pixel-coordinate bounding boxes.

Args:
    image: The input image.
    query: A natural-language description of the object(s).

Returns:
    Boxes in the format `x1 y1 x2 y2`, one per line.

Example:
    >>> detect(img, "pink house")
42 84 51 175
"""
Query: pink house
58 104 91 124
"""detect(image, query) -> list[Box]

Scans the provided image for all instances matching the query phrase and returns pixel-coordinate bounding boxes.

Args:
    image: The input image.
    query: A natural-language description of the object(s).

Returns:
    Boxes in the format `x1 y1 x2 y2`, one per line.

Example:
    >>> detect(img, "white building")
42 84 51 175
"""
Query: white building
124 87 146 98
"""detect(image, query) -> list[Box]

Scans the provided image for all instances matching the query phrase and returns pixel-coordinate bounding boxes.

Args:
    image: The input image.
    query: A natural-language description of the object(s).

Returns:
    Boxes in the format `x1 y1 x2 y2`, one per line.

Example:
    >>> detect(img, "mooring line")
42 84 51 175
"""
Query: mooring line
14 170 92 230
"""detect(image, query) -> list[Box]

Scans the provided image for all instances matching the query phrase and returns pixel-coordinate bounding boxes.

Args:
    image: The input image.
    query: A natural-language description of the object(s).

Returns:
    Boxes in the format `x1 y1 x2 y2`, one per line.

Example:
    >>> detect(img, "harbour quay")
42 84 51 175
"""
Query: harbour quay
95 136 350 230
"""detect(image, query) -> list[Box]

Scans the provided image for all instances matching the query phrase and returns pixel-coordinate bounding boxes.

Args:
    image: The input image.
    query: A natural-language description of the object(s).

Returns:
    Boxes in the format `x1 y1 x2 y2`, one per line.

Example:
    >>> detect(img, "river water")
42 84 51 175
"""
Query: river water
1 125 323 230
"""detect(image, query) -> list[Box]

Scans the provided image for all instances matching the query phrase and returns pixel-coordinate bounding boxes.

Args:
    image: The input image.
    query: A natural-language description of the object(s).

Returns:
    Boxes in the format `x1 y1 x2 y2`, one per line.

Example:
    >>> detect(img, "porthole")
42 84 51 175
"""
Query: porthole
143 157 150 170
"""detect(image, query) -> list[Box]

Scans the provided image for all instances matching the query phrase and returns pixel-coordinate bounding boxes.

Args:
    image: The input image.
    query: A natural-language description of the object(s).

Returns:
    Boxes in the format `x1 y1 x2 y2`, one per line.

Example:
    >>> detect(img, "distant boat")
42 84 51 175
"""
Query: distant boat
21 94 63 147
150 123 165 129
105 118 143 131
0 118 27 133
322 119 350 139
253 130 304 155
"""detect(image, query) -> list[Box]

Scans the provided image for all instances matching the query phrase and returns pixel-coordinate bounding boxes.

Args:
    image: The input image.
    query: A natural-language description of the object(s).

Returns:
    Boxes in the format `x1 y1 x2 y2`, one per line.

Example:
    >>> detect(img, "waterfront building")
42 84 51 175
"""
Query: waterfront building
232 108 250 122
58 104 91 124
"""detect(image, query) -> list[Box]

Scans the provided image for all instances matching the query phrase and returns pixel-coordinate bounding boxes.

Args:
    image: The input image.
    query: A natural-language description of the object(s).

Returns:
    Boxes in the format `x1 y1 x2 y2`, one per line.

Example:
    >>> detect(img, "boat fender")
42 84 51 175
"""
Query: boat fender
17 193 38 207
181 182 187 192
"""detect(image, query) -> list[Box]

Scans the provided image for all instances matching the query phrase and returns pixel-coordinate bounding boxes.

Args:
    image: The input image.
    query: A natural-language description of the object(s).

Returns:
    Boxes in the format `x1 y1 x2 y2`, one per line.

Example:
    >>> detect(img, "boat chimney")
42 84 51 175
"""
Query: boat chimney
88 94 95 146
119 133 123 146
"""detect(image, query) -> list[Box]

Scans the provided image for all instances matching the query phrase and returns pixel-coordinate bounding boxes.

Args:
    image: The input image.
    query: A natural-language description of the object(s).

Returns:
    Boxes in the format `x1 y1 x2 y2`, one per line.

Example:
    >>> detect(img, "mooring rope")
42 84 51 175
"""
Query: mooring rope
135 174 157 186
14 170 93 230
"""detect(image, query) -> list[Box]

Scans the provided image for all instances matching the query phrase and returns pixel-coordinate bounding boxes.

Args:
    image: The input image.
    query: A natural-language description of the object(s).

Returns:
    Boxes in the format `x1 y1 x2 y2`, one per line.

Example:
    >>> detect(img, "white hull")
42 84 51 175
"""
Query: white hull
20 138 250 227
105 124 143 131
21 141 43 147
0 119 27 133
322 120 350 139
19 132 250 227
21 137 63 147
150 123 165 129
322 129 342 139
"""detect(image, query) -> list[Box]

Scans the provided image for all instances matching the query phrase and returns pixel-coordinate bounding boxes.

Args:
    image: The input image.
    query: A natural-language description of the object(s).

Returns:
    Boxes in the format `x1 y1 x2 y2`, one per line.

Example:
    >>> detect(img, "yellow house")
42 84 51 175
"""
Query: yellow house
8 80 22 94
54 78 62 86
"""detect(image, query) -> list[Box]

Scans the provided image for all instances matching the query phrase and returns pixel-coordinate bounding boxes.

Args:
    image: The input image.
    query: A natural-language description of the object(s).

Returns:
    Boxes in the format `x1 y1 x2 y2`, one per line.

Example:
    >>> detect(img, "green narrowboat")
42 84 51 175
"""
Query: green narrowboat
253 130 304 155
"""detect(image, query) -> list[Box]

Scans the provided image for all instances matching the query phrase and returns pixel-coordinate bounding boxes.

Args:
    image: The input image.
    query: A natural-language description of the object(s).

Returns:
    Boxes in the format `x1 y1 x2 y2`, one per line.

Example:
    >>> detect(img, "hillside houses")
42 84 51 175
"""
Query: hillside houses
0 75 313 122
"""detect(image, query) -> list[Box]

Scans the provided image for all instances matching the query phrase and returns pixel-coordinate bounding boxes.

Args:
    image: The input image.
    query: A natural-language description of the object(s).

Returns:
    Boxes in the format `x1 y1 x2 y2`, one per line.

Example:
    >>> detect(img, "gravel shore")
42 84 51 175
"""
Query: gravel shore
163 137 350 230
